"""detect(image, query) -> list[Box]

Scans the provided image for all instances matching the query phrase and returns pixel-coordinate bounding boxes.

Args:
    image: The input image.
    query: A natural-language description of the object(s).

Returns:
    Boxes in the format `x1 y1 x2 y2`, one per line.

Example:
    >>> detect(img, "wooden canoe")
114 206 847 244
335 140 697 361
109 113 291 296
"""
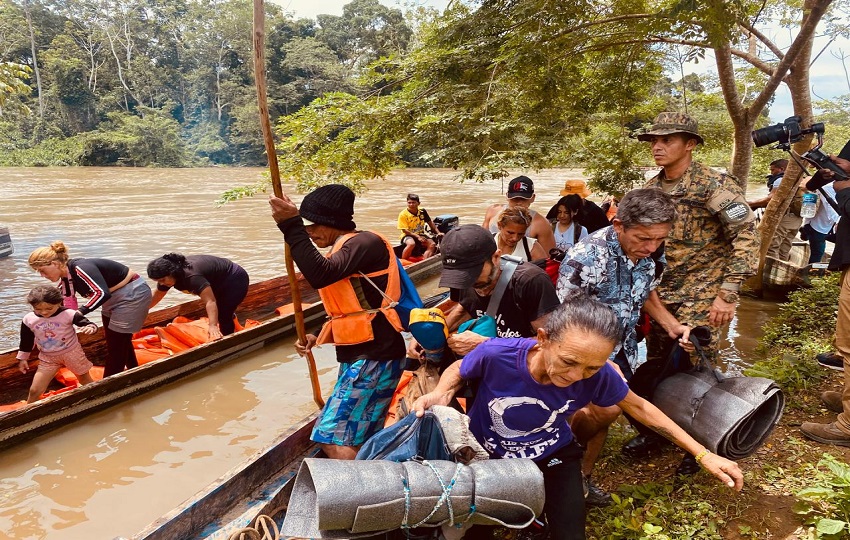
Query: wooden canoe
132 291 455 540
133 411 320 540
0 226 12 258
0 255 442 451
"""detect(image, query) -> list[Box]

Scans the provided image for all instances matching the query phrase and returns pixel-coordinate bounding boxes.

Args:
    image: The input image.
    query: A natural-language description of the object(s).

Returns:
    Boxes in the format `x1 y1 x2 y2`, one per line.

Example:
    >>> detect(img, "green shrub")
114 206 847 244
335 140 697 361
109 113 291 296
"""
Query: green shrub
757 273 840 355
0 136 85 166
794 454 850 539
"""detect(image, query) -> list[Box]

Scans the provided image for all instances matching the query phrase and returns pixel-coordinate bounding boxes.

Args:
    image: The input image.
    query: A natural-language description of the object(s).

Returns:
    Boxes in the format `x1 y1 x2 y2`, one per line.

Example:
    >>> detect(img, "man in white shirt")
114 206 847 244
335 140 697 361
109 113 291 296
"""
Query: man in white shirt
802 183 839 264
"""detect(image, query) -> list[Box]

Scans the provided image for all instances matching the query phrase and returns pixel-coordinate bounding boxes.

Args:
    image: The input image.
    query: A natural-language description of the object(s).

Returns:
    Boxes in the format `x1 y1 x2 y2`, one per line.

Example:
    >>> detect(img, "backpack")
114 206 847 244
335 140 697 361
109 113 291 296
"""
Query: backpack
360 258 424 331
394 259 424 330
355 410 451 462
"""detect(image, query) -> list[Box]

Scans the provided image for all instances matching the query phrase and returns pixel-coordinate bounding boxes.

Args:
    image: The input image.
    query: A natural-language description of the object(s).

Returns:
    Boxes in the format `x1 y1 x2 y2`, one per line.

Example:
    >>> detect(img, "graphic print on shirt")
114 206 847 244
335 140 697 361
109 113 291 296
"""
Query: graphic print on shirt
485 396 574 459
32 320 69 352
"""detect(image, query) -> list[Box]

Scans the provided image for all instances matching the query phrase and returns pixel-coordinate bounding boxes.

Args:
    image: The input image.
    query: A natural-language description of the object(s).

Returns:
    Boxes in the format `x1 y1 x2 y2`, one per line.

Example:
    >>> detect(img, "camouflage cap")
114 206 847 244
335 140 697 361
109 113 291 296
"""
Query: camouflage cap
637 112 704 145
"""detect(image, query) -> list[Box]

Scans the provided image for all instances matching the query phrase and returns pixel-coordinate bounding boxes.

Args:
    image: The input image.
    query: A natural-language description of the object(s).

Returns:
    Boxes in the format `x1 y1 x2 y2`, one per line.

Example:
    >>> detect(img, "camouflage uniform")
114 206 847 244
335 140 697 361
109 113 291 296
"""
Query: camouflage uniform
639 114 760 363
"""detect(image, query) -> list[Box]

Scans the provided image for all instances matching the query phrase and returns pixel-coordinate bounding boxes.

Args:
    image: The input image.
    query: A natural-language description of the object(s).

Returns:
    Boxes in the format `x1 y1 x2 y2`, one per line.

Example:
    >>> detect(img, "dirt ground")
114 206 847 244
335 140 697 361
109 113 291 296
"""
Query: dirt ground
587 370 850 539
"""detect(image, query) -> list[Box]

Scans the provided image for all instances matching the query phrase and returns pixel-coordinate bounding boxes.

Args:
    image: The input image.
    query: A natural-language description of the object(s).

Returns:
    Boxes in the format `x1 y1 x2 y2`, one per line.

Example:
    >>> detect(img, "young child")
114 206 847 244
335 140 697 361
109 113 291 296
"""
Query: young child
17 285 98 403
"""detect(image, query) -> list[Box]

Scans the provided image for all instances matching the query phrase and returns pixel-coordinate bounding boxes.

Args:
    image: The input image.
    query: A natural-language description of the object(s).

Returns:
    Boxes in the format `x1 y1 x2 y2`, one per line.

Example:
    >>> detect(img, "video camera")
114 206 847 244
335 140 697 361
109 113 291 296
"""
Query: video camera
751 116 848 179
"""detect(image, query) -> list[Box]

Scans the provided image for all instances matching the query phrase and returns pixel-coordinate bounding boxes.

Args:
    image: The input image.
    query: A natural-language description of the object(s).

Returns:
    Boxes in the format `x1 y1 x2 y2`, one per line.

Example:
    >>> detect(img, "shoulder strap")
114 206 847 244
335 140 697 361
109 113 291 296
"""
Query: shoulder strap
573 223 581 243
522 237 531 260
486 255 521 318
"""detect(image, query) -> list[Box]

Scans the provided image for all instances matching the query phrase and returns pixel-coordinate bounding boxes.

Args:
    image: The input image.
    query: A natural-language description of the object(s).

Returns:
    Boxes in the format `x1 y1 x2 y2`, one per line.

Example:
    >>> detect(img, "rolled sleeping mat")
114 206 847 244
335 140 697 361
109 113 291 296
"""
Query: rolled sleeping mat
652 368 784 460
281 458 545 538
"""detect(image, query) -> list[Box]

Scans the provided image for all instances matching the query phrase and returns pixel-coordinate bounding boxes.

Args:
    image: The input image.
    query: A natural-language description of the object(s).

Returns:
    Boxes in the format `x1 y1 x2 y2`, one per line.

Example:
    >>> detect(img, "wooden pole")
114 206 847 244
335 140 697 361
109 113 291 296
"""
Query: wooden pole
253 0 324 408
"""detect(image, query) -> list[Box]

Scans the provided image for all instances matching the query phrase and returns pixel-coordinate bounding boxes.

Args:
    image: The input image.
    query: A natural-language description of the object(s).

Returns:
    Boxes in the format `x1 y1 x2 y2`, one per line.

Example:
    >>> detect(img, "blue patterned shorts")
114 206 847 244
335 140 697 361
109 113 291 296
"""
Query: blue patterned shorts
311 358 404 447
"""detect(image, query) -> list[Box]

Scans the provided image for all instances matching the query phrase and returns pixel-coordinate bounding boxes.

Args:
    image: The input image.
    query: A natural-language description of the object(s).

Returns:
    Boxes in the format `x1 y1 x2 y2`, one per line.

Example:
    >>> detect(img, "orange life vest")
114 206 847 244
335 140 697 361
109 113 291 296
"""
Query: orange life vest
316 232 403 346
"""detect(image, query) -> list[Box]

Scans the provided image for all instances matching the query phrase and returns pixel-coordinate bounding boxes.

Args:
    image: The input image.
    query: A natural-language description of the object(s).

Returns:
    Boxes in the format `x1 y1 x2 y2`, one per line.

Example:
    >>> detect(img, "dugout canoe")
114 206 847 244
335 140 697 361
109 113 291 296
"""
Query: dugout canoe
0 226 13 258
132 292 455 540
132 410 320 540
746 240 830 299
0 255 442 451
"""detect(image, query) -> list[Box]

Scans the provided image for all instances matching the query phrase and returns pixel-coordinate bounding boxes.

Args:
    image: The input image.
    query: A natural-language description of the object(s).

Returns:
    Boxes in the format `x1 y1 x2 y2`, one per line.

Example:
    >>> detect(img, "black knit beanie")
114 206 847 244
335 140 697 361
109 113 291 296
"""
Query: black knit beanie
299 184 356 230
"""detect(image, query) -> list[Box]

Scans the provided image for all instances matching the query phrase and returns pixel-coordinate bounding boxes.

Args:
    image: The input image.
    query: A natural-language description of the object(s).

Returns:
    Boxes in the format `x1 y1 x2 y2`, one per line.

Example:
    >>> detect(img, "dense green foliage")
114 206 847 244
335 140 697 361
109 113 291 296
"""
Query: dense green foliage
3 0 849 196
0 0 412 167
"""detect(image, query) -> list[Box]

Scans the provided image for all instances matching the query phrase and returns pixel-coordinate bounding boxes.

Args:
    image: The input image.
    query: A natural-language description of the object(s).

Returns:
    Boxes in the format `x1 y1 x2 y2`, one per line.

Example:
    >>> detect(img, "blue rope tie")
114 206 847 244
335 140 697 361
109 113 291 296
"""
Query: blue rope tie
401 460 468 529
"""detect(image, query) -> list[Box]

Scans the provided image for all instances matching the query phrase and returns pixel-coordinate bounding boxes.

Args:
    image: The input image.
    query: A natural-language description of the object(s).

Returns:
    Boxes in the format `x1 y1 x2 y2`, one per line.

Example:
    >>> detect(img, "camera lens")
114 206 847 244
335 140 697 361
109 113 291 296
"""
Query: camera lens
752 123 788 147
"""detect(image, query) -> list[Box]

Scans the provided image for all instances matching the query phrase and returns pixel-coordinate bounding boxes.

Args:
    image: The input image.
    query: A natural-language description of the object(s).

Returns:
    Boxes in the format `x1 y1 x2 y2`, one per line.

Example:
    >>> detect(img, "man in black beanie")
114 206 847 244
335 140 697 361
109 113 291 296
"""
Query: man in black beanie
269 185 406 459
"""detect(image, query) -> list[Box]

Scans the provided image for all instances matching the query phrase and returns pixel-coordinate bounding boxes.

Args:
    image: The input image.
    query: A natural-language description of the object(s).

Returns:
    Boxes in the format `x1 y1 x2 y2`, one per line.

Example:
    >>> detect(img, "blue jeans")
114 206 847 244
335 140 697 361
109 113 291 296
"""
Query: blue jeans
804 223 828 264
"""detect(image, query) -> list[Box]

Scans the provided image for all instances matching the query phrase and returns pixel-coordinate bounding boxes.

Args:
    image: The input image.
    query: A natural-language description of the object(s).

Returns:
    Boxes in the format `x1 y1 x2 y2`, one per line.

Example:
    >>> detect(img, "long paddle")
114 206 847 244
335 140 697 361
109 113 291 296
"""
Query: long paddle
253 0 324 408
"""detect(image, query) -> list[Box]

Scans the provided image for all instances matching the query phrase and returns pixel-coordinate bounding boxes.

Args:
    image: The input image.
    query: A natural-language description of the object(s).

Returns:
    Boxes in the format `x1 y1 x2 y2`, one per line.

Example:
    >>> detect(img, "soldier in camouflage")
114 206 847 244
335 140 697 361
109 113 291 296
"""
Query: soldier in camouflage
622 112 760 473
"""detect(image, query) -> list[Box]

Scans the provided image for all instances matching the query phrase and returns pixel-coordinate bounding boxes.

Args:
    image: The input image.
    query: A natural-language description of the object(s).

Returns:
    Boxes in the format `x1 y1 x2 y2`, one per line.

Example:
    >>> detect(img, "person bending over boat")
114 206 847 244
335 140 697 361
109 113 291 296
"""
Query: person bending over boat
17 285 98 403
429 224 559 357
556 188 693 506
28 242 152 377
493 206 547 262
147 253 249 340
413 293 744 540
269 185 406 460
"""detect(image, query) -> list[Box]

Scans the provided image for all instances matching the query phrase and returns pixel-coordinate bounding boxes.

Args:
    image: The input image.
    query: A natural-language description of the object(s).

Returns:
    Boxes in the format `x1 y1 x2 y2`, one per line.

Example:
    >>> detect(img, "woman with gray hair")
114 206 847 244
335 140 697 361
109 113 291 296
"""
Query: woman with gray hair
413 290 743 540
494 206 547 261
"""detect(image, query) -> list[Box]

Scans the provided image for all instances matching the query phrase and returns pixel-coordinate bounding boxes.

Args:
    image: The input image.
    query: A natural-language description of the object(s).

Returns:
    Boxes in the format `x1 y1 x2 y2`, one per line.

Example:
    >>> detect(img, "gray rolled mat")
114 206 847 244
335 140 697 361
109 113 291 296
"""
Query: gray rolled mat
281 458 545 538
653 368 785 460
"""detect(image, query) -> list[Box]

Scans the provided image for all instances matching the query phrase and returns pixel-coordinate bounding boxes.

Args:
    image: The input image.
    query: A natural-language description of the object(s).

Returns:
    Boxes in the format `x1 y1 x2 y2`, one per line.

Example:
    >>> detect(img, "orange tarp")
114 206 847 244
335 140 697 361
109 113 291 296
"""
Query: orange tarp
4 304 292 411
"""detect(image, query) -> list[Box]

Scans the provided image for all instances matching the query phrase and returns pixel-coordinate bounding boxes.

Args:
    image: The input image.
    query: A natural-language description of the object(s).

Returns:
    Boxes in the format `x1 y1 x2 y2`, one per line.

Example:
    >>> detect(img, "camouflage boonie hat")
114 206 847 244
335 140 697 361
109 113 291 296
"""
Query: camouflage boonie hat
637 112 704 145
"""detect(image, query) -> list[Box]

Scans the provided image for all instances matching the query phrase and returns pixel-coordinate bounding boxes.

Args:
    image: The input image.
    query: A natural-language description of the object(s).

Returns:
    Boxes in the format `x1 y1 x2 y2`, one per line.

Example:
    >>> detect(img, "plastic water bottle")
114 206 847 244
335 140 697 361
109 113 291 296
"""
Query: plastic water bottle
800 192 817 219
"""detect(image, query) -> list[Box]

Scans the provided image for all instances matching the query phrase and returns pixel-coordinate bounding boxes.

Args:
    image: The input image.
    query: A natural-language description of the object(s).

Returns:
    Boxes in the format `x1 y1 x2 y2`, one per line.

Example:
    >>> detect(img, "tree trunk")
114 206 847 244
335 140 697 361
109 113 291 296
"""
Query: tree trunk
729 121 755 184
750 0 819 293
23 0 43 124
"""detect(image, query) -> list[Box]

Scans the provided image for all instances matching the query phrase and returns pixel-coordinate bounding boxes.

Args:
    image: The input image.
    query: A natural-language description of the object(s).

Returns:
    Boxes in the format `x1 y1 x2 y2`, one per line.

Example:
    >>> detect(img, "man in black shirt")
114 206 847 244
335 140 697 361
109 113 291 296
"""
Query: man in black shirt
269 185 406 460
800 142 850 447
437 224 560 356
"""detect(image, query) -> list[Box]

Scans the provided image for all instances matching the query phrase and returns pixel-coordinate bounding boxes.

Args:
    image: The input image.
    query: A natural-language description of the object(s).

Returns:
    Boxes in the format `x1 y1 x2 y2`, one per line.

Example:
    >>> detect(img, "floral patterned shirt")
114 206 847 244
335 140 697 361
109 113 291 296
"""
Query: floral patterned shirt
555 226 664 370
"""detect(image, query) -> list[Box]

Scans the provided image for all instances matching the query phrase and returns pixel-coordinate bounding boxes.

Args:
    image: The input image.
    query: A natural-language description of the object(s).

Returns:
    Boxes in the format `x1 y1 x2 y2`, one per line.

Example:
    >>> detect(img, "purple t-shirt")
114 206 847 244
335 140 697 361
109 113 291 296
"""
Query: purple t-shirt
460 337 629 462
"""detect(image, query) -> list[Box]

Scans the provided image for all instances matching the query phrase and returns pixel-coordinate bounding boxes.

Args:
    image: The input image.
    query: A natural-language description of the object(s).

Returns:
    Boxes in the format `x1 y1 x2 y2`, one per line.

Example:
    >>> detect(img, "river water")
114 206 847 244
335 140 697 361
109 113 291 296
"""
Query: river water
0 167 776 539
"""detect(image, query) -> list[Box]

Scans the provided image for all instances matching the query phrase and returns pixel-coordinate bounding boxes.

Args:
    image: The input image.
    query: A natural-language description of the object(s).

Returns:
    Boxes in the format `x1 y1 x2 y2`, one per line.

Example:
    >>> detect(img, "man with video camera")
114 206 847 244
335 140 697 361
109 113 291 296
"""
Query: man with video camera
800 141 850 447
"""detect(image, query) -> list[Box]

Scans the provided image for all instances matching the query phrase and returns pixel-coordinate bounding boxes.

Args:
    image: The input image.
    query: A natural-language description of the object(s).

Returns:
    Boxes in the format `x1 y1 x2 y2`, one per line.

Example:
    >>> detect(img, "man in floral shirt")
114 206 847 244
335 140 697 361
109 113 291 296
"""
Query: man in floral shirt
557 188 691 376
556 188 692 505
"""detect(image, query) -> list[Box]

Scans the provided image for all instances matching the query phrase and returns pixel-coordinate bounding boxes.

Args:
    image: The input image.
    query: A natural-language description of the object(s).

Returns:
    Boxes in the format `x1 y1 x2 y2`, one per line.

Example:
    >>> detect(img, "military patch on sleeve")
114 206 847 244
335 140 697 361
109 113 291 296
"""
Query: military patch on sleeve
719 201 751 224
707 188 753 224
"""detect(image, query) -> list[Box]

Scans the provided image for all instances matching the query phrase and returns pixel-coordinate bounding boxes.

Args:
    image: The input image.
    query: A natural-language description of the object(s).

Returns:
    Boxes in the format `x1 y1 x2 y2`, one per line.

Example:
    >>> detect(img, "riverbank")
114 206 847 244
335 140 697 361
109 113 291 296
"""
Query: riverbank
581 370 850 539
582 274 849 540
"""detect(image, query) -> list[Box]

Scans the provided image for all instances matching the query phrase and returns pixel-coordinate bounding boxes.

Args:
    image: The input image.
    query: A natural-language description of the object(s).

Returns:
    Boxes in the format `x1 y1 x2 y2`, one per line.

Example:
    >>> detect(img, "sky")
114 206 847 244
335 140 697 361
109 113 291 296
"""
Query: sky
274 0 850 122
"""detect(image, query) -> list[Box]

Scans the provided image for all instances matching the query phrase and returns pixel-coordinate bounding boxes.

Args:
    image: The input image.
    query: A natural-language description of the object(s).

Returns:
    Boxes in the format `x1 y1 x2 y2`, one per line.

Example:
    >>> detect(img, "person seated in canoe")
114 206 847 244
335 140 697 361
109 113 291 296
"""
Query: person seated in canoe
28 242 152 377
493 206 547 262
146 253 250 340
413 292 744 540
397 193 441 260
545 194 588 253
17 285 98 403
482 176 556 252
269 184 407 460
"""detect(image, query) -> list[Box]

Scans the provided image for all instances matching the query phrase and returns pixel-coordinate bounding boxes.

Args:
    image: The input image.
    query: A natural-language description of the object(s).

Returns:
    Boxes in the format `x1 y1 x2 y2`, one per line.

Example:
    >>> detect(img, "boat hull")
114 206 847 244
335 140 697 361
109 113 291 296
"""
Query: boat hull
0 256 442 451
0 226 12 258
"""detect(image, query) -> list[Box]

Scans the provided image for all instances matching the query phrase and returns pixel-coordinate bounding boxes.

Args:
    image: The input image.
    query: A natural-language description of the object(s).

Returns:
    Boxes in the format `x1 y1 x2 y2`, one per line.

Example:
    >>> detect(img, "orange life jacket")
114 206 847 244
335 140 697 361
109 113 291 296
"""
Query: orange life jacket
316 232 403 346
